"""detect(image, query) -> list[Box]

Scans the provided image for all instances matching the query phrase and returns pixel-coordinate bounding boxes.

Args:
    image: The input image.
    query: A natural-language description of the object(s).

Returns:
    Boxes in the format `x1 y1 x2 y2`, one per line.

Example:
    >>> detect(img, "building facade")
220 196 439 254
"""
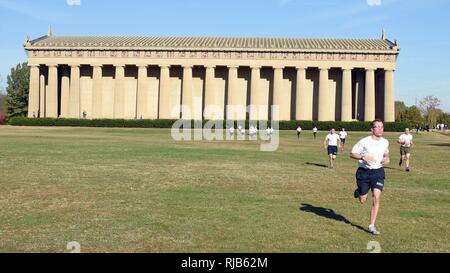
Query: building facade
24 32 400 121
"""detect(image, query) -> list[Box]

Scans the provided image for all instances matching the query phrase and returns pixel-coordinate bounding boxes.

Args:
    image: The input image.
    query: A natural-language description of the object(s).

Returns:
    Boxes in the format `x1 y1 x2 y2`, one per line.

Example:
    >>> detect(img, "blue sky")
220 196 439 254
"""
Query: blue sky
0 0 449 112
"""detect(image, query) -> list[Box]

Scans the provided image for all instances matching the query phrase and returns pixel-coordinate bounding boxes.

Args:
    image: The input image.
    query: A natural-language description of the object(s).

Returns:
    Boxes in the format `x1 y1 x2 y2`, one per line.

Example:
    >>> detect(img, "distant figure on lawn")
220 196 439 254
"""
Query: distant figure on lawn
296 126 302 141
339 128 348 151
398 127 414 172
324 128 340 168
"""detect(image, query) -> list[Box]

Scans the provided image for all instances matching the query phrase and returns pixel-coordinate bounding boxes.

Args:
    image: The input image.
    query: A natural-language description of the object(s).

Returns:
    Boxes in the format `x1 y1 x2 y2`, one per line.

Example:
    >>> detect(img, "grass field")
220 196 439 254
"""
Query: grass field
0 125 449 253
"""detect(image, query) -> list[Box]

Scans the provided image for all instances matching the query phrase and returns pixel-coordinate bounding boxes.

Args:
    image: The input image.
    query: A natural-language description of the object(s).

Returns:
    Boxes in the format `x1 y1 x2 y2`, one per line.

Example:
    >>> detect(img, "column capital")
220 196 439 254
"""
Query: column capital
227 65 238 69
159 64 170 69
69 64 81 68
365 68 376 72
318 66 330 70
384 68 395 72
92 64 103 68
296 66 307 71
114 64 125 68
341 66 353 71
251 66 261 70
47 64 58 68
182 65 193 69
205 65 216 69
273 66 284 70
28 64 40 68
137 65 148 69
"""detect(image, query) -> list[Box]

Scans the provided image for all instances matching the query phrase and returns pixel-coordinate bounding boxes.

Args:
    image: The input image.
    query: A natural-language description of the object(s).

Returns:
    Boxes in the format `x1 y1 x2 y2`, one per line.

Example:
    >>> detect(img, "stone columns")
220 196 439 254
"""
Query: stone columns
136 65 148 119
114 65 125 119
182 65 193 119
250 66 261 120
60 66 70 118
27 65 40 118
318 66 331 121
158 65 171 119
69 65 80 118
341 68 353 121
272 66 283 120
364 68 375 122
296 66 309 120
226 65 238 120
46 65 58 118
92 65 103 119
384 69 395 122
39 69 46 117
204 65 216 120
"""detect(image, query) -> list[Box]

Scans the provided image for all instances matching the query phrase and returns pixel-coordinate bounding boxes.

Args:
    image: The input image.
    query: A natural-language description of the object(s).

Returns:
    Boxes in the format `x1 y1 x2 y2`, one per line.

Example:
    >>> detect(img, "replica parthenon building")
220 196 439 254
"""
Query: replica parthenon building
25 31 400 121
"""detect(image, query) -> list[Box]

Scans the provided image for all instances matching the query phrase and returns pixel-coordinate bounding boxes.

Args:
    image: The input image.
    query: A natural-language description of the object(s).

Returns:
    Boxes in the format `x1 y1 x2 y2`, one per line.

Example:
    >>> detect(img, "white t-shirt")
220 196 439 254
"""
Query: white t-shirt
229 127 235 134
325 133 340 146
399 134 413 147
339 131 347 139
297 127 302 133
352 136 389 170
313 127 318 133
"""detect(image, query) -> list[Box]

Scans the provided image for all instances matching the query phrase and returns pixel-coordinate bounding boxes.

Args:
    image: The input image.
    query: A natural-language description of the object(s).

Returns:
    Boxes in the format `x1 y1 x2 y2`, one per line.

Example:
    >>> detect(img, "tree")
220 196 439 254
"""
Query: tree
418 96 441 125
5 62 29 118
0 92 6 124
0 74 8 123
437 112 450 125
395 101 407 121
401 106 423 126
0 93 6 112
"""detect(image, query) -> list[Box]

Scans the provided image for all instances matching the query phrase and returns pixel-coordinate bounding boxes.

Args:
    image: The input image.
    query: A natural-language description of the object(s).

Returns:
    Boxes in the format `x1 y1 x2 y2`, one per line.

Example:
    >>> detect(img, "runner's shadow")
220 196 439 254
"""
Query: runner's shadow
305 162 328 168
299 203 370 234
428 143 450 147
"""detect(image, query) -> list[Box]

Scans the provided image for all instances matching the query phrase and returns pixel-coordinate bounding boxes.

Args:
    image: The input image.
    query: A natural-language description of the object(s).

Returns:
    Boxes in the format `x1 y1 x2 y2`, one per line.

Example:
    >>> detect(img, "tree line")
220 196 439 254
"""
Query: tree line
395 97 450 128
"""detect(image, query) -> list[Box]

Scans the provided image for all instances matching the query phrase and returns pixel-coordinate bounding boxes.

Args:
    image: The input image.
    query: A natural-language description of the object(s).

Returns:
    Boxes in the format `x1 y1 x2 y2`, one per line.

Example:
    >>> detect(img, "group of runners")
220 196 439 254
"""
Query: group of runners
227 121 415 236
319 121 415 235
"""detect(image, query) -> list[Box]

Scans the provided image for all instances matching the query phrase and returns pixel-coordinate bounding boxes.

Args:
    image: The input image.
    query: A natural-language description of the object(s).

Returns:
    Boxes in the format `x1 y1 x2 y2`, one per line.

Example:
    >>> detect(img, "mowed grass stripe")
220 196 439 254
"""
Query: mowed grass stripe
0 126 449 252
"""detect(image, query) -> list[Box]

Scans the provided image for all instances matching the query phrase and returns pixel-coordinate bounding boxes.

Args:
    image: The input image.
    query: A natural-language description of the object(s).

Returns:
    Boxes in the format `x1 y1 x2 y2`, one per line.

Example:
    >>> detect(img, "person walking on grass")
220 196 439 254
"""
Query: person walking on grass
351 119 390 235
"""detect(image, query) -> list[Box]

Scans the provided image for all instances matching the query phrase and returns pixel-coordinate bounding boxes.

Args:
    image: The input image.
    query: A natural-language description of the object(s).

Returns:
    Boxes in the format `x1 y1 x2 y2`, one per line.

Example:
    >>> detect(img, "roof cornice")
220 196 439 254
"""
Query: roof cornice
24 35 401 54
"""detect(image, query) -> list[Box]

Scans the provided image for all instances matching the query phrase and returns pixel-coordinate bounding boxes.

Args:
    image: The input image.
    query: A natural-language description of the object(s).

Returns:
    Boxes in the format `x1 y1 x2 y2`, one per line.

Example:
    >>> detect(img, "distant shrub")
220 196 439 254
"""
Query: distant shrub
8 117 409 132
0 112 7 125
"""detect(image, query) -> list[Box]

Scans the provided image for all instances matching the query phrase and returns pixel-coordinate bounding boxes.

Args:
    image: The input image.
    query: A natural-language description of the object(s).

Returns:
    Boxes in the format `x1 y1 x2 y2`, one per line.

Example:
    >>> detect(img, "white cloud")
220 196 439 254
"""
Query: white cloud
66 0 81 6
367 0 381 6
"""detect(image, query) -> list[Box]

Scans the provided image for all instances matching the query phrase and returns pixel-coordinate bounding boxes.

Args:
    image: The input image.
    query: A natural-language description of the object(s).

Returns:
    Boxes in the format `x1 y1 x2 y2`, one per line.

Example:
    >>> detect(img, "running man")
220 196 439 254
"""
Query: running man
296 126 302 141
339 128 348 151
398 128 414 172
229 126 235 138
350 119 390 235
324 128 340 168
313 126 318 140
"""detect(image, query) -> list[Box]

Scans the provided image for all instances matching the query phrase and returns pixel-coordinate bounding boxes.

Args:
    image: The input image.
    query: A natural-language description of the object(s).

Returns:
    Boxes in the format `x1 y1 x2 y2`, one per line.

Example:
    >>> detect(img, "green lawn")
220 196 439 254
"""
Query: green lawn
0 126 449 253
